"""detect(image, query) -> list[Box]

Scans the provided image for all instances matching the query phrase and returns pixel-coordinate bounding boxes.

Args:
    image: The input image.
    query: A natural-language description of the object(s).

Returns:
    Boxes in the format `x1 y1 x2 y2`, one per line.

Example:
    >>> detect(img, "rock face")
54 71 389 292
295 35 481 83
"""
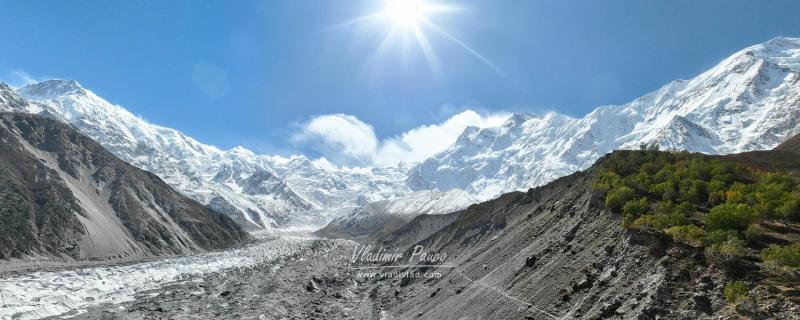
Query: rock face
0 112 248 260
407 37 800 201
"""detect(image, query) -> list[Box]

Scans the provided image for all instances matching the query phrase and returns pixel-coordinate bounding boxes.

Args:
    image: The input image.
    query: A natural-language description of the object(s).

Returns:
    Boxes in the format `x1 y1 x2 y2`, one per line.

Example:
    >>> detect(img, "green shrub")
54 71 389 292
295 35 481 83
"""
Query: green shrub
605 186 636 213
631 213 687 231
706 238 746 264
629 215 651 230
743 225 764 244
708 179 727 193
665 225 706 247
621 198 649 229
681 179 708 204
622 198 648 216
775 198 800 222
725 183 749 204
640 162 660 175
760 172 796 191
761 244 800 270
724 280 748 304
597 151 800 250
707 191 726 207
704 230 741 246
675 202 694 216
706 204 758 231
622 213 635 229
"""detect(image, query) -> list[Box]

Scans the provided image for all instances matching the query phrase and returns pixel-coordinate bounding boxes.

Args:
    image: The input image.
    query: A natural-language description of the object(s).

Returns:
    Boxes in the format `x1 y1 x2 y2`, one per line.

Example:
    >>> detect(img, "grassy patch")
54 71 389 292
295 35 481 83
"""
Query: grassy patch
724 280 748 304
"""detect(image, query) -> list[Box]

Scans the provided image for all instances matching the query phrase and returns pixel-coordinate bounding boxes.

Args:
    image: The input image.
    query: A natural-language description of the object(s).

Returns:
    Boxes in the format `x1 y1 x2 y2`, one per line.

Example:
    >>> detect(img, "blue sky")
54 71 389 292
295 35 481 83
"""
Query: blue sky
1 0 800 161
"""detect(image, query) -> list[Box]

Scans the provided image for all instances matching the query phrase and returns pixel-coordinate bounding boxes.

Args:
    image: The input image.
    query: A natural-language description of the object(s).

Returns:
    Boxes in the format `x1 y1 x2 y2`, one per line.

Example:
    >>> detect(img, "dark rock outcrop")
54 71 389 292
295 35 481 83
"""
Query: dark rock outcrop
775 132 800 154
0 112 248 260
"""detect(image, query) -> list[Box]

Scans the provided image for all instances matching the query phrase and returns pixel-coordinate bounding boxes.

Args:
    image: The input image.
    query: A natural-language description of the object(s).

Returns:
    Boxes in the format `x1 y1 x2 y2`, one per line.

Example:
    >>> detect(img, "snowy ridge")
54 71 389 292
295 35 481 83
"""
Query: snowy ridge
408 37 800 200
0 83 32 113
3 37 800 227
10 81 410 229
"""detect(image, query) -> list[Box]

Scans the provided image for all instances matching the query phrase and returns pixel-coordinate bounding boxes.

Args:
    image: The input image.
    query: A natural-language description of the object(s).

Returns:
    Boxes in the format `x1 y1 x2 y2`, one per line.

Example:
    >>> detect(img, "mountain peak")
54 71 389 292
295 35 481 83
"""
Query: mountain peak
230 146 255 156
18 79 86 100
454 125 481 144
746 36 800 70
0 82 13 91
408 37 800 200
503 113 534 127
763 36 800 47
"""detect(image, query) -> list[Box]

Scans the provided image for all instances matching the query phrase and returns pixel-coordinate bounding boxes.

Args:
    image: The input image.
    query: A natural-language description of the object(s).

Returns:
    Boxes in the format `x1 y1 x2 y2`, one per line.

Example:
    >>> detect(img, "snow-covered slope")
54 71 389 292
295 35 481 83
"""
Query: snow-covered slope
0 83 30 112
4 37 800 229
316 189 477 240
11 80 409 229
408 37 800 200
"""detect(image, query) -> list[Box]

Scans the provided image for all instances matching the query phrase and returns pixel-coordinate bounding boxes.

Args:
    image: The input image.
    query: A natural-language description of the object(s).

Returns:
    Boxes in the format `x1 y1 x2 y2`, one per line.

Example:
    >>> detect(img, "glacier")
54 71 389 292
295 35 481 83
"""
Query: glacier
0 231 335 320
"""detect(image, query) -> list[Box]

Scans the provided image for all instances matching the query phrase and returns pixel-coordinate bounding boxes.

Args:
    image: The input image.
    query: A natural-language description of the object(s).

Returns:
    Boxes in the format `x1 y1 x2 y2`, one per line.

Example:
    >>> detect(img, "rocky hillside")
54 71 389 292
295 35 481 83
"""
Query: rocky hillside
776 132 800 154
367 166 682 319
0 112 248 260
354 141 800 319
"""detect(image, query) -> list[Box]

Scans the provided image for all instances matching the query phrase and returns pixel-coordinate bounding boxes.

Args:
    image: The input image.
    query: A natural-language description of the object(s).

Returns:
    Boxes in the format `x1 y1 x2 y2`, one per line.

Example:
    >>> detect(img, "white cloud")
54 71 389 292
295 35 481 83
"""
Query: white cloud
5 70 40 88
291 114 380 166
292 110 509 167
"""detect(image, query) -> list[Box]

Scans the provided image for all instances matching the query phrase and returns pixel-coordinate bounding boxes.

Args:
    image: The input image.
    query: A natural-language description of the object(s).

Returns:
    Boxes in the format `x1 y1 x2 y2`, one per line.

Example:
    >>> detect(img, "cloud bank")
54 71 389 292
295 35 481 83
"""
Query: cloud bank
292 110 509 167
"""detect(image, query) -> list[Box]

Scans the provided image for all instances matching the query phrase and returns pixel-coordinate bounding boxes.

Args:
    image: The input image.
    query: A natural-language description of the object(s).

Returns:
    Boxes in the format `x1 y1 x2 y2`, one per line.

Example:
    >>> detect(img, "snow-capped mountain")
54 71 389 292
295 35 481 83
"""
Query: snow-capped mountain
408 37 800 200
3 37 800 229
3 81 410 229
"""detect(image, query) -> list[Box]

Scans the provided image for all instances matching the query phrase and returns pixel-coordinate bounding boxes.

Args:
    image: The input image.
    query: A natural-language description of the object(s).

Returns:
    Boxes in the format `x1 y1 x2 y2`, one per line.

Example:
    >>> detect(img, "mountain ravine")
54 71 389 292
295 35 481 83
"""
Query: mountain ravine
0 112 248 261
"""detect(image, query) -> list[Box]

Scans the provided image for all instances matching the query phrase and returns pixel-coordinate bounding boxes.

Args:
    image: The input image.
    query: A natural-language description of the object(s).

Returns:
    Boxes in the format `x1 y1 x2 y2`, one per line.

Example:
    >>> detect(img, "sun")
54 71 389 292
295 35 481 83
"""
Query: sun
383 0 430 28
335 0 502 75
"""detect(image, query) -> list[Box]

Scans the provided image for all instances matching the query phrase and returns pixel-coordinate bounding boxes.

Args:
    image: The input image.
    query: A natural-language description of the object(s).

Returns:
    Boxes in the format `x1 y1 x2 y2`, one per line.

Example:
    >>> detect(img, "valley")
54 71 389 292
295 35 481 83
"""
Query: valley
1 37 800 319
